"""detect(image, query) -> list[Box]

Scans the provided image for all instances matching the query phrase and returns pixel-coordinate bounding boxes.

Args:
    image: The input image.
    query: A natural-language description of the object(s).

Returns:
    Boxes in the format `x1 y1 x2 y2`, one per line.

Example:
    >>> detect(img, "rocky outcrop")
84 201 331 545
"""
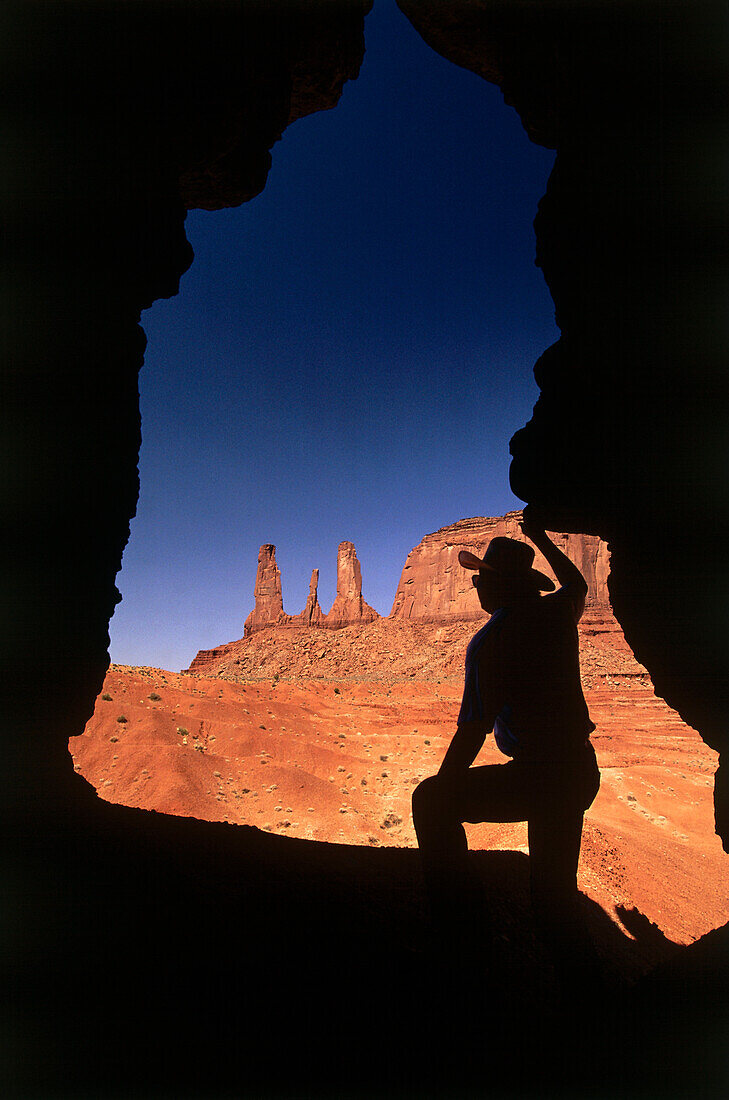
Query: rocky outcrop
390 513 609 623
243 545 286 637
323 542 379 630
239 540 378 638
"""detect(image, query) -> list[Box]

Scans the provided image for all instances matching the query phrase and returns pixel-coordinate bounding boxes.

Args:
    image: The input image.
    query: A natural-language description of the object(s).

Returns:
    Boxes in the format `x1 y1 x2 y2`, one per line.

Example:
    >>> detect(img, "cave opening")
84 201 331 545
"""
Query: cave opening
64 1 729 952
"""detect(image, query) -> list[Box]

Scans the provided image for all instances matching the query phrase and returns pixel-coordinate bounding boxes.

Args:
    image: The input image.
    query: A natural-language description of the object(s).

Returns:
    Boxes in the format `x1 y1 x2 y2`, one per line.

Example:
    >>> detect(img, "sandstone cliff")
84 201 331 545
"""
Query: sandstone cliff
390 512 610 623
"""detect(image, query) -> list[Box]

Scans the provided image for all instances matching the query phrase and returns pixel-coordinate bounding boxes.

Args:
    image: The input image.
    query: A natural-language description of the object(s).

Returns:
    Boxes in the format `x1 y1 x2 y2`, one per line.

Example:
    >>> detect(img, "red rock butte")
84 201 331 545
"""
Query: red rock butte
390 512 610 622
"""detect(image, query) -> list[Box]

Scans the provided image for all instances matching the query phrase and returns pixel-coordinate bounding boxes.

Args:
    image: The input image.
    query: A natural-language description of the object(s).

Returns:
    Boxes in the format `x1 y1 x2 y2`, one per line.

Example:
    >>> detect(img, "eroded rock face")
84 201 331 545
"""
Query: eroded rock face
390 513 609 622
324 541 379 629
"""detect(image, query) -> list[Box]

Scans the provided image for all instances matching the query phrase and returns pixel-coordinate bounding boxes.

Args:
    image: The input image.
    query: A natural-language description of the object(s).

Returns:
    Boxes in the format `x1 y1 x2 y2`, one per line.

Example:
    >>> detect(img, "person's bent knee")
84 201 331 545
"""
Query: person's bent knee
412 774 442 827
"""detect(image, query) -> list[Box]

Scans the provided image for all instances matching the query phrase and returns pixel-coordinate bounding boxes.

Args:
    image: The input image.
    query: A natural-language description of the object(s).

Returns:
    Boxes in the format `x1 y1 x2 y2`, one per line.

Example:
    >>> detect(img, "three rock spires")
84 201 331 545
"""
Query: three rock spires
243 541 379 637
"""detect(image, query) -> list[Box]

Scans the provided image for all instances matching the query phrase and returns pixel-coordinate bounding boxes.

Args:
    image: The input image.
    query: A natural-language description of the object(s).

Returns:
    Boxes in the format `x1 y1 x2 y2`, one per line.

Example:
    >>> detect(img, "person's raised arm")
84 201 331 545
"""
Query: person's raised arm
520 504 588 621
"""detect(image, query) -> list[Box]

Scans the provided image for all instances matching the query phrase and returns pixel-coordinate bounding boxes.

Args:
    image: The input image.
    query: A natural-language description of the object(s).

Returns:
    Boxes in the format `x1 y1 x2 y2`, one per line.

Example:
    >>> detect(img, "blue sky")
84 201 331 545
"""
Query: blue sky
109 0 557 671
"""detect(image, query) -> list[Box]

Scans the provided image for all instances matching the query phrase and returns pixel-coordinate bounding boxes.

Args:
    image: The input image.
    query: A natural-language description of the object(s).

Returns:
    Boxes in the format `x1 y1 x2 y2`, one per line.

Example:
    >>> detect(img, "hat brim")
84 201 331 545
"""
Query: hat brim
458 548 556 592
458 549 493 572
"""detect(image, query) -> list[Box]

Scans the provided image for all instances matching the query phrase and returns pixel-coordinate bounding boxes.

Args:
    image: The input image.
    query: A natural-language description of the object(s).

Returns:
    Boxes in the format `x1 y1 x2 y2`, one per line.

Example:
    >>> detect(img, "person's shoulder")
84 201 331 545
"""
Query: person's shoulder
467 620 493 651
467 612 505 653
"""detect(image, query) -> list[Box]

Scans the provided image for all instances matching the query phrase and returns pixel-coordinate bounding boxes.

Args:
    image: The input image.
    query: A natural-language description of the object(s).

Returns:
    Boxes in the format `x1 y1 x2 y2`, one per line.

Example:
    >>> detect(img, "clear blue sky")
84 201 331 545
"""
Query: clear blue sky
109 0 557 671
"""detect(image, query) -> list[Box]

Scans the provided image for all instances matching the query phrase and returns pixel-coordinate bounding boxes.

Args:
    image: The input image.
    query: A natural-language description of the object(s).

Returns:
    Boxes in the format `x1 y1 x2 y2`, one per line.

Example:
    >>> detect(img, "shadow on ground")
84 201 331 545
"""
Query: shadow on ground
4 793 728 1097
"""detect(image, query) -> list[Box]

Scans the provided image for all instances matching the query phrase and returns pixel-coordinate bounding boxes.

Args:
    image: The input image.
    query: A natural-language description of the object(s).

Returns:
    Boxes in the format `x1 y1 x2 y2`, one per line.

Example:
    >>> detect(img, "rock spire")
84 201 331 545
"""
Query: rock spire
324 541 379 629
298 568 324 627
243 544 285 637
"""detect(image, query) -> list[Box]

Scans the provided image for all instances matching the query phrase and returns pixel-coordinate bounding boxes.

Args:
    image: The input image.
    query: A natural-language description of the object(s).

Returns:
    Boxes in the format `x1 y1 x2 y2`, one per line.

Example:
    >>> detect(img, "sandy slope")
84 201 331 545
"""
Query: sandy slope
71 654 728 947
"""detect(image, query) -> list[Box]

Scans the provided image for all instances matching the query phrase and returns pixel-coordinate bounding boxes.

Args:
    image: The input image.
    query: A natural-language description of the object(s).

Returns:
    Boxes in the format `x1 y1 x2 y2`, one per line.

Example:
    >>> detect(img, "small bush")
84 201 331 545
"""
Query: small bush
116 715 127 724
333 687 340 695
101 693 113 702
176 726 188 736
148 692 161 702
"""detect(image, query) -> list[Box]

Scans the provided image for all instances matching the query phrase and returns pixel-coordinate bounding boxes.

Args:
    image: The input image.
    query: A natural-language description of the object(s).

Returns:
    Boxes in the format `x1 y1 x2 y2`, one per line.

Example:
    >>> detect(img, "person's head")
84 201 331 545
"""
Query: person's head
470 566 541 612
460 537 554 612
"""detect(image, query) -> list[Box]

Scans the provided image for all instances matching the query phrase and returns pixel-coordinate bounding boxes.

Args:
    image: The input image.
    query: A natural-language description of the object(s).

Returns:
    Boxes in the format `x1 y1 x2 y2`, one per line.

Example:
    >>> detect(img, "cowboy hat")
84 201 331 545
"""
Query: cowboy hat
458 537 555 592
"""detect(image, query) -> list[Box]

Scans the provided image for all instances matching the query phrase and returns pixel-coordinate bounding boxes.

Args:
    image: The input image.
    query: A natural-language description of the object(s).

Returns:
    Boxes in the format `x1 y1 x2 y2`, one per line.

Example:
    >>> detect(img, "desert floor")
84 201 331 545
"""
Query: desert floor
72 662 729 949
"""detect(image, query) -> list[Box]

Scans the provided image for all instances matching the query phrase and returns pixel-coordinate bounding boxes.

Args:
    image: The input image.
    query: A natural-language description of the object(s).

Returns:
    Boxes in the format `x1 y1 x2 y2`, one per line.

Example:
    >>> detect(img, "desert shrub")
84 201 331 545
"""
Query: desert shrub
101 693 112 702
176 726 188 736
116 715 127 724
333 687 340 695
148 692 161 702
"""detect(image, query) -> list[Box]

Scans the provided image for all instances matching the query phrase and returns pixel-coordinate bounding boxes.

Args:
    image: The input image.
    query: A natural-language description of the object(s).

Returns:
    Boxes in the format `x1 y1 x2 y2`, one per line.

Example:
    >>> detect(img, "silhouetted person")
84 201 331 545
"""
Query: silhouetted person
413 506 601 992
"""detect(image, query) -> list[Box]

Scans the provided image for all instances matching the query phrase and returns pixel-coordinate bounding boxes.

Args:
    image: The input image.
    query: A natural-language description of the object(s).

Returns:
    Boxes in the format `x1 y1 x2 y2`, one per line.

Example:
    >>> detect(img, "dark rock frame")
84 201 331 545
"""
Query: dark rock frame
3 1 728 1094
